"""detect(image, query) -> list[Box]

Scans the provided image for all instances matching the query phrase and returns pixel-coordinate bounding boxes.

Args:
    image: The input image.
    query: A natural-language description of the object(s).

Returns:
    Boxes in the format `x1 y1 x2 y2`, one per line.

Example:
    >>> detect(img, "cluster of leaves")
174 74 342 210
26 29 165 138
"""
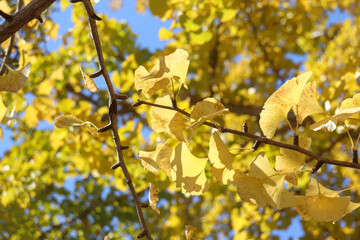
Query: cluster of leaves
134 49 360 224
2 0 360 239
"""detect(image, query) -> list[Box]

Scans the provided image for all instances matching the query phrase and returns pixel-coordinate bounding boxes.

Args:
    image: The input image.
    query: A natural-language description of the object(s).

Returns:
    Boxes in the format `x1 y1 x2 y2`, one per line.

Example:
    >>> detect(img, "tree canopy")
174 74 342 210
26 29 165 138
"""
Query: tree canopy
1 0 360 239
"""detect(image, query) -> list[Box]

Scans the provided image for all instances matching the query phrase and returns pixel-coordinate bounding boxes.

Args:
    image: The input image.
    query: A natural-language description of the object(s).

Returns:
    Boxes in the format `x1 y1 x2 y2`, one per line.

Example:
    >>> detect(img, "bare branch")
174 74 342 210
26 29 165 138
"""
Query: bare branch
72 0 153 238
0 0 56 44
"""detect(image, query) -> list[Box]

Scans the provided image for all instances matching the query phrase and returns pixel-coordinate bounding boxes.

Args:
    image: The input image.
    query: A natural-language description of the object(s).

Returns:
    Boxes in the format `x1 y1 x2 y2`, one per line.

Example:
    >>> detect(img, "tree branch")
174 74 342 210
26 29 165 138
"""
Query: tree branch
0 0 23 75
0 0 55 44
134 99 360 172
71 0 152 238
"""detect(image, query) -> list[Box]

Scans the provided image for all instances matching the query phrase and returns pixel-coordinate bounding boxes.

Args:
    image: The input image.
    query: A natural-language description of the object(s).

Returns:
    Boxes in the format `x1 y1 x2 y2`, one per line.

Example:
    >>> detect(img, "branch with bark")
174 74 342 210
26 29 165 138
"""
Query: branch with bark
0 0 55 44
70 0 152 238
133 99 360 172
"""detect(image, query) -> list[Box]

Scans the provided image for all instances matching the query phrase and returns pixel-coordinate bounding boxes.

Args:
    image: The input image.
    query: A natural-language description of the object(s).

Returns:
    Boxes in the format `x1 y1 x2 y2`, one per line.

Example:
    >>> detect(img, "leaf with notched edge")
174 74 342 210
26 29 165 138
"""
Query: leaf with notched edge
170 142 208 195
235 152 298 210
0 61 31 93
208 131 235 185
293 81 324 124
260 71 312 138
295 178 360 222
134 49 189 98
149 95 184 141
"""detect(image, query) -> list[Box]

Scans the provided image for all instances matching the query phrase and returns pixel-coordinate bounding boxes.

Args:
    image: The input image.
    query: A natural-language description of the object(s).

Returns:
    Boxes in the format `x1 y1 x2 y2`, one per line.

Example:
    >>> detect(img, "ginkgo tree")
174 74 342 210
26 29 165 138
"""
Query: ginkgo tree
1 0 360 239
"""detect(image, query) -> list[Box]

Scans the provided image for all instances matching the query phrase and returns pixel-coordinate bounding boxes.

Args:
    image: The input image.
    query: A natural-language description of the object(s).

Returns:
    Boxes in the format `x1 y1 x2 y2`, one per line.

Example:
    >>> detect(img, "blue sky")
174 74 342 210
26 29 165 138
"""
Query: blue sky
0 1 351 238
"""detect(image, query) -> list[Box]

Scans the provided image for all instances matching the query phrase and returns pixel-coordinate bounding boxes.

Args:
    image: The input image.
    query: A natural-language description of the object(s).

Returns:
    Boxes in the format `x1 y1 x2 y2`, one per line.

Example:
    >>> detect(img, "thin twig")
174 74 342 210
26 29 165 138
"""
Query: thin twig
71 0 152 239
134 99 360 171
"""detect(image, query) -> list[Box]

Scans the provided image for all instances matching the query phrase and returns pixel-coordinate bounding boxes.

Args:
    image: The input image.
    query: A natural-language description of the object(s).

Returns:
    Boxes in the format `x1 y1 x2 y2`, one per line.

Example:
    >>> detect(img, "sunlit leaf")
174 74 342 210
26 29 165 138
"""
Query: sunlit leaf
275 136 312 185
190 98 228 129
260 71 312 138
0 61 31 93
295 178 360 222
170 142 208 195
134 49 189 98
80 68 99 92
54 114 99 136
208 131 235 185
149 95 184 141
293 81 324 124
235 152 298 209
0 95 6 123
310 107 360 132
149 183 160 214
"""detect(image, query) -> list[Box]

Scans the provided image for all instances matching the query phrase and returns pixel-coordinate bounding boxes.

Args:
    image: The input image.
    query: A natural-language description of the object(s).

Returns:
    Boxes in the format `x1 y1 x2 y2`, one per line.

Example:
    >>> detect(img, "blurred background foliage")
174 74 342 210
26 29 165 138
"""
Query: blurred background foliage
1 0 360 239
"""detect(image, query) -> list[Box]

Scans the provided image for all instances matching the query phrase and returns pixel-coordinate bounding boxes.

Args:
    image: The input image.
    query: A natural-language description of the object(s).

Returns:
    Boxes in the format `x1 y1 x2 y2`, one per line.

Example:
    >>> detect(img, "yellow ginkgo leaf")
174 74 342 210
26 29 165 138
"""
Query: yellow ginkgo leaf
80 68 99 92
138 147 160 173
190 98 228 129
235 152 298 210
149 183 160 214
0 95 6 123
275 136 312 184
0 61 31 93
260 71 312 138
149 95 184 141
54 114 99 136
134 49 189 98
310 106 360 132
170 142 209 195
157 143 173 177
185 225 197 240
293 81 324 124
295 178 360 222
208 131 235 185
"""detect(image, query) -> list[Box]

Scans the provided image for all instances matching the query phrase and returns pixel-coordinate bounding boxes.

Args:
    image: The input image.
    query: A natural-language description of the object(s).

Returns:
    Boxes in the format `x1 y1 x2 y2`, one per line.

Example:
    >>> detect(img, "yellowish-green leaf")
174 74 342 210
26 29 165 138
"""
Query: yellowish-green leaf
190 31 212 45
235 152 298 209
149 183 160 214
149 95 184 141
260 71 312 138
134 49 189 98
293 81 324 124
190 98 228 129
209 131 235 185
0 61 31 93
159 27 174 40
310 106 360 132
220 9 238 22
54 114 99 136
185 225 197 240
80 68 99 92
170 142 208 195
